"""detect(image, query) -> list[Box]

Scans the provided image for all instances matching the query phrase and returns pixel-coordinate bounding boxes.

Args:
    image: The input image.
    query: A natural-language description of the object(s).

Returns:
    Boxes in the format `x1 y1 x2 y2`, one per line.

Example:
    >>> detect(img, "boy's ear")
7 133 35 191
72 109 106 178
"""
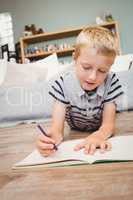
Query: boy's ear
72 51 77 61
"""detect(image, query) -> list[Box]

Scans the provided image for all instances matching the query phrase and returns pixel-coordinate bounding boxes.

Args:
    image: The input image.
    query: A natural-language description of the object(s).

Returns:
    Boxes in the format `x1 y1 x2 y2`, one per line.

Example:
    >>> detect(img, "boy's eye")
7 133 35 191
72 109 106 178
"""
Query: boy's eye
98 69 107 73
82 66 92 70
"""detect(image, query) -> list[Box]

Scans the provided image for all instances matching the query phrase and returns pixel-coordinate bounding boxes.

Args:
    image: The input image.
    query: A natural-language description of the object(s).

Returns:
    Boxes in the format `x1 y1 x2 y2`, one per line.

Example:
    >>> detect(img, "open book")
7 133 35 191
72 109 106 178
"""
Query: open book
13 135 133 169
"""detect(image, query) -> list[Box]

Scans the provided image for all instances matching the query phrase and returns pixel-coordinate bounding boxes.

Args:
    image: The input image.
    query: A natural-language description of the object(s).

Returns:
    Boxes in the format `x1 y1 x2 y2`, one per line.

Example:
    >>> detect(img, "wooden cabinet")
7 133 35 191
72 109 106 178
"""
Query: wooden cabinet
20 21 121 63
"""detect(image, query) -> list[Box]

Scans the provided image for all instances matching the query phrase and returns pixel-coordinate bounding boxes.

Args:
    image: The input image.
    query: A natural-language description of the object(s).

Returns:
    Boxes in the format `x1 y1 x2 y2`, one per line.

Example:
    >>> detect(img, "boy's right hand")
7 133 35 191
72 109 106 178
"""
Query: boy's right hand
36 128 63 157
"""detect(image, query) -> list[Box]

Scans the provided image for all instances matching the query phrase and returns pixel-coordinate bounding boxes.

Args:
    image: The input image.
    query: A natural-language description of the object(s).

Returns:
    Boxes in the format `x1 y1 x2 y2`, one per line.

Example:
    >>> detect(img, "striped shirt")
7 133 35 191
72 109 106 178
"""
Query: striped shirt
49 67 123 131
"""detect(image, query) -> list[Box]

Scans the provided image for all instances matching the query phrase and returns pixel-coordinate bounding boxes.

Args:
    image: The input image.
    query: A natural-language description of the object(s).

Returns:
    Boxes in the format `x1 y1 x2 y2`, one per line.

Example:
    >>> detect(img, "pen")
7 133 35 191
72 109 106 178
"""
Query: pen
129 61 133 70
37 124 58 150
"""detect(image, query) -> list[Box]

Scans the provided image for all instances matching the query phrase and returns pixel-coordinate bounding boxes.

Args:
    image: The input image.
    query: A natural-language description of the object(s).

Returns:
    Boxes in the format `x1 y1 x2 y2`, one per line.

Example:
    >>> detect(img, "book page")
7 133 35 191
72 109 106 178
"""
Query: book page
14 139 88 167
90 135 133 163
13 135 133 168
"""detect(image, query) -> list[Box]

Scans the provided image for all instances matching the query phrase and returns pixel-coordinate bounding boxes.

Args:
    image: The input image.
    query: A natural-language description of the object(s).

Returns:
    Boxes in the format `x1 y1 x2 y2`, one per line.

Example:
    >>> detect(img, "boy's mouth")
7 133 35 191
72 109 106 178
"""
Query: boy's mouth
85 80 95 85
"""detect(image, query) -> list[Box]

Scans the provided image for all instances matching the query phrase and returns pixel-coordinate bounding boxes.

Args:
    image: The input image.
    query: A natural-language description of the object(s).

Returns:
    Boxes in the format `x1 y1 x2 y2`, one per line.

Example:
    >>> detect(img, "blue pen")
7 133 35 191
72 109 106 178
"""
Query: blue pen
37 124 58 150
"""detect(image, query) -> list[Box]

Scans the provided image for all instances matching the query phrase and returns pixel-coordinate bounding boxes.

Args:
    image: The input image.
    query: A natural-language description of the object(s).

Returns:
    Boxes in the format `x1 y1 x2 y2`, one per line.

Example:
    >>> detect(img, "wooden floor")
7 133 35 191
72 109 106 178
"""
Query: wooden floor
0 111 133 200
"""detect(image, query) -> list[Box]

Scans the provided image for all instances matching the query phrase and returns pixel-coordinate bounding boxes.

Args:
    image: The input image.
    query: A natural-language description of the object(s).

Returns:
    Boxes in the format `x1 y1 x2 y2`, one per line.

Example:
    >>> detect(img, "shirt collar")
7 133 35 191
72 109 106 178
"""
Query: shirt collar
96 82 105 97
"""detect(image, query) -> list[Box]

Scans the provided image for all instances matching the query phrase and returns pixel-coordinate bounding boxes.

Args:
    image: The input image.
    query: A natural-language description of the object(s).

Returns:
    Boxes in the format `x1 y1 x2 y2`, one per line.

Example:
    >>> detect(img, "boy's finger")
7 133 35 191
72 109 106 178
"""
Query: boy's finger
106 142 112 151
84 143 90 154
38 141 55 150
86 143 96 155
100 142 106 153
38 134 56 144
74 142 85 151
39 149 55 157
100 142 112 153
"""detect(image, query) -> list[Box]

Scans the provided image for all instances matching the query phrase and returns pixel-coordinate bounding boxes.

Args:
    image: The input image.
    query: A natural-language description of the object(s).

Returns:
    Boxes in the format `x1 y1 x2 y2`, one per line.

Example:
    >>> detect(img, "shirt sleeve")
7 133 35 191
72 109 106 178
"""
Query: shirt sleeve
103 73 124 105
49 75 69 104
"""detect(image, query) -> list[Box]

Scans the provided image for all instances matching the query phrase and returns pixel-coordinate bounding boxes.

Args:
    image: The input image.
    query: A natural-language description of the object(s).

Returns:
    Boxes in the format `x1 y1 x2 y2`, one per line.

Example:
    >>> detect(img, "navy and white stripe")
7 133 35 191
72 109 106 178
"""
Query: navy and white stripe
49 66 124 132
103 73 123 104
49 76 69 104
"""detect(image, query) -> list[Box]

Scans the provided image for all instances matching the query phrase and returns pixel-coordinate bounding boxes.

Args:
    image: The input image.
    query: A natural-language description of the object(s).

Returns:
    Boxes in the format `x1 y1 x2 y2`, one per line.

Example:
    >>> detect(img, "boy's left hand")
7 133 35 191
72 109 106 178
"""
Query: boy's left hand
74 131 112 155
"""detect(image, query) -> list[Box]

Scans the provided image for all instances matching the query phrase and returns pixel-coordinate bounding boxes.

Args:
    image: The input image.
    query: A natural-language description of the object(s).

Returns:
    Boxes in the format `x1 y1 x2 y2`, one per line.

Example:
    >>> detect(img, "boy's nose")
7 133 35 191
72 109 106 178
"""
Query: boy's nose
88 70 97 81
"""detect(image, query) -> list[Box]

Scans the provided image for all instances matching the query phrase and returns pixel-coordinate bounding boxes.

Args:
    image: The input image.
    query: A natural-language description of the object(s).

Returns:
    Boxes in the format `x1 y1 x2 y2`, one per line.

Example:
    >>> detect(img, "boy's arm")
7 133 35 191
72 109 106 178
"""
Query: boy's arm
97 102 116 139
74 102 116 154
50 100 66 143
36 100 66 157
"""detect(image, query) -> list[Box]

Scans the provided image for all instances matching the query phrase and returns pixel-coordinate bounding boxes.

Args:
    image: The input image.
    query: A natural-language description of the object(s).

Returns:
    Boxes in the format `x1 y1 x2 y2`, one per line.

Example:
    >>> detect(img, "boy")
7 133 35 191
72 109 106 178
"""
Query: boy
37 27 123 156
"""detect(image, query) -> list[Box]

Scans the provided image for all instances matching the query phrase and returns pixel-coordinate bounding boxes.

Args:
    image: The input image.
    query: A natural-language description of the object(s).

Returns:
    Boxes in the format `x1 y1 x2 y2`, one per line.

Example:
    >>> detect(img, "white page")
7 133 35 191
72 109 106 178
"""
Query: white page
90 135 133 162
14 135 133 167
14 139 87 167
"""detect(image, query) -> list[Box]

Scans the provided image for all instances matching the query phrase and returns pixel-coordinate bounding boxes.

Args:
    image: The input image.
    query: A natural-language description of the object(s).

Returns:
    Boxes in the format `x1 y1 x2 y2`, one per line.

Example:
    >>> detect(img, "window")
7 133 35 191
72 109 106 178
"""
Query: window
0 12 14 52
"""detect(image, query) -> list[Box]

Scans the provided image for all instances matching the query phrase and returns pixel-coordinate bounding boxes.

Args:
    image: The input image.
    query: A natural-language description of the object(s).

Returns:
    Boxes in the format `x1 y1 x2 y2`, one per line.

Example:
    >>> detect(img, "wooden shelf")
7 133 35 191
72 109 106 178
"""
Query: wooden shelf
21 21 118 44
20 21 121 63
26 48 74 59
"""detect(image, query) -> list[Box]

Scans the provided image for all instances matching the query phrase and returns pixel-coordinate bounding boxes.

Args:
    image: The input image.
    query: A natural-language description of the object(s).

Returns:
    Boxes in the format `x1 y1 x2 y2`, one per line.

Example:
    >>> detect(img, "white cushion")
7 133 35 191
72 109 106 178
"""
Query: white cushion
0 59 7 86
1 53 59 87
111 54 133 72
116 70 133 111
58 62 73 74
36 53 59 81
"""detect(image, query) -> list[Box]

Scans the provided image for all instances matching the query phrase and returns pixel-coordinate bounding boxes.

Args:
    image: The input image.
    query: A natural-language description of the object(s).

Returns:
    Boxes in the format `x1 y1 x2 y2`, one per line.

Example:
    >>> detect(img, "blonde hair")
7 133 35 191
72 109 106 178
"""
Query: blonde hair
75 26 119 58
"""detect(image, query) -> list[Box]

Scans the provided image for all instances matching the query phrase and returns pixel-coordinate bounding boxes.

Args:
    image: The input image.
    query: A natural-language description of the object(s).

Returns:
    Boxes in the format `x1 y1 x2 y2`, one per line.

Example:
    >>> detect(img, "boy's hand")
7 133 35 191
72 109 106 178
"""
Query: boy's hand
36 128 63 157
74 131 111 155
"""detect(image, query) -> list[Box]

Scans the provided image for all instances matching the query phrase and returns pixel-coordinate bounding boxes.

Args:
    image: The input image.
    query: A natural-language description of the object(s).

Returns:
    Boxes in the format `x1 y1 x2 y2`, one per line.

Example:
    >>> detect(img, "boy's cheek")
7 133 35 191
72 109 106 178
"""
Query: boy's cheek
96 75 107 85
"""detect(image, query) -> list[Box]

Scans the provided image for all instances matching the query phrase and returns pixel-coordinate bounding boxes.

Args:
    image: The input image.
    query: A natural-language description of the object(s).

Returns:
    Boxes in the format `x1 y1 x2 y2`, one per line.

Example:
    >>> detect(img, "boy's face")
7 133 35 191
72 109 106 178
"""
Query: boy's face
74 47 115 91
